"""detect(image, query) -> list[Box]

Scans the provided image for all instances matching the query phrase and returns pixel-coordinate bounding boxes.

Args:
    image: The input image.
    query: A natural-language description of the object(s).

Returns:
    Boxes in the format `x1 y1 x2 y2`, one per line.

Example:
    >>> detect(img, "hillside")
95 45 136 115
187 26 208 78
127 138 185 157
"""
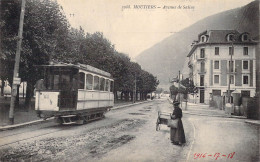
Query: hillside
135 1 259 90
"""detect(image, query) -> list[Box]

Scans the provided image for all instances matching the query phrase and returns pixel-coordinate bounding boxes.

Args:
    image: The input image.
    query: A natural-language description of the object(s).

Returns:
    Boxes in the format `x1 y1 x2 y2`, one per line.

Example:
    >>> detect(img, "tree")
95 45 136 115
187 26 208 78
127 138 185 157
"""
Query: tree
169 85 179 101
169 78 198 101
0 0 70 108
180 78 198 95
1 0 159 107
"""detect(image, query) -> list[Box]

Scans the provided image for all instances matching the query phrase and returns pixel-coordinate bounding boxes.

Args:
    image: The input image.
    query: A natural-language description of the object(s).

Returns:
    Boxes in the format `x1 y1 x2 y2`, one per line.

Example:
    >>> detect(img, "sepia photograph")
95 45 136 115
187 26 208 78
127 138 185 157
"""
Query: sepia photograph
0 0 259 161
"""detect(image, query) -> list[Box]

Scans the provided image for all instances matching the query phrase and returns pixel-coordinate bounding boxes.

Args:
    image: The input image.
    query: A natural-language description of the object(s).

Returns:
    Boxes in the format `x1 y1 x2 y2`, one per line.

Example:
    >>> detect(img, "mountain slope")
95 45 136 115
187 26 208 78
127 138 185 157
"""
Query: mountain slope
135 1 259 90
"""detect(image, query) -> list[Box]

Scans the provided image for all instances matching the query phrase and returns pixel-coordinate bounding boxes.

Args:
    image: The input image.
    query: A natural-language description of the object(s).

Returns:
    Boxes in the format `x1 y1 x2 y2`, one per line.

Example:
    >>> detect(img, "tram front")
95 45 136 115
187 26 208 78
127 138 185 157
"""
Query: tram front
35 65 78 118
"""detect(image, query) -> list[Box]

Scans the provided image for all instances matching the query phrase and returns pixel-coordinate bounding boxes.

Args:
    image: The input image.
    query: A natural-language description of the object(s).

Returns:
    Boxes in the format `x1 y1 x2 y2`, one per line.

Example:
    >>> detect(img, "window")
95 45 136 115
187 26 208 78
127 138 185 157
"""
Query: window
243 75 249 84
215 47 219 55
229 75 234 84
229 47 234 55
227 34 235 42
214 75 219 84
200 62 205 72
105 79 109 91
243 47 248 55
212 90 221 96
243 35 248 41
200 75 204 86
201 35 207 43
53 75 59 90
228 61 234 72
94 76 99 90
243 61 249 70
86 74 93 90
201 36 205 42
110 81 114 92
214 61 219 70
100 77 105 91
200 48 205 58
242 34 248 42
78 72 85 89
201 37 204 42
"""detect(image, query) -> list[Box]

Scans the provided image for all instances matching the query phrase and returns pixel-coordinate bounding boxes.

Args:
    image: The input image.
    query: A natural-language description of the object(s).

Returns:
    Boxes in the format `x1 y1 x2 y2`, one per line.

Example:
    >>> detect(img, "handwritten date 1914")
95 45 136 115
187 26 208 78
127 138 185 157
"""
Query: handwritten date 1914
194 152 235 160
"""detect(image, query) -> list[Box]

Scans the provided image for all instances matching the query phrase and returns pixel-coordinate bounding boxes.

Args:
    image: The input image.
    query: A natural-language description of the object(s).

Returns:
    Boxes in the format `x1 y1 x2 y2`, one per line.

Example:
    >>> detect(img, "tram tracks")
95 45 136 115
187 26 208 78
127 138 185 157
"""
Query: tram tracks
0 125 73 148
0 117 107 148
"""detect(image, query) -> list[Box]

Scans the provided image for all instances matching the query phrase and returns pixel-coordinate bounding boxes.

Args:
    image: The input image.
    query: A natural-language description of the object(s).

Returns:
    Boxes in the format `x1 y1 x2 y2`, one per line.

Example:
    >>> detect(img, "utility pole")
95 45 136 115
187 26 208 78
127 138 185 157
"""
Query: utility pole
133 74 136 103
227 42 233 103
9 0 26 124
178 70 181 102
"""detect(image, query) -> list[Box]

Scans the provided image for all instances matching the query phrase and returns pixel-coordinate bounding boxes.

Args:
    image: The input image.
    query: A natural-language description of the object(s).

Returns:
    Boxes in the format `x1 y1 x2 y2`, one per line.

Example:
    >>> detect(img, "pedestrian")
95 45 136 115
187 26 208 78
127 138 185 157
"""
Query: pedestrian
170 101 186 145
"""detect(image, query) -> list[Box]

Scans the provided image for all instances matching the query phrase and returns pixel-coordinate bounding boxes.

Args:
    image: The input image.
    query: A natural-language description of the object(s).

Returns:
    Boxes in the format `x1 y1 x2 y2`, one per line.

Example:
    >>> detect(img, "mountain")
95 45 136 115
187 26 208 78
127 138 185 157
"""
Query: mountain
135 1 259 90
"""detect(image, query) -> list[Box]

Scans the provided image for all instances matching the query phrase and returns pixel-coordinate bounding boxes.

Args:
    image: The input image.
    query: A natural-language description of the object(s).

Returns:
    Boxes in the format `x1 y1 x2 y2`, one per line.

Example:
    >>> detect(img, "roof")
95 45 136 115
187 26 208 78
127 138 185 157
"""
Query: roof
39 62 112 78
187 30 257 57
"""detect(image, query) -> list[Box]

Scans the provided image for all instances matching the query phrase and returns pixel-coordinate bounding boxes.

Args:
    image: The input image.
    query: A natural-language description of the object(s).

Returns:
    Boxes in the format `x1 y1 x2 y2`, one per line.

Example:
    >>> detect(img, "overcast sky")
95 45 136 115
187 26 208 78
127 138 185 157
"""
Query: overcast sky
57 0 253 59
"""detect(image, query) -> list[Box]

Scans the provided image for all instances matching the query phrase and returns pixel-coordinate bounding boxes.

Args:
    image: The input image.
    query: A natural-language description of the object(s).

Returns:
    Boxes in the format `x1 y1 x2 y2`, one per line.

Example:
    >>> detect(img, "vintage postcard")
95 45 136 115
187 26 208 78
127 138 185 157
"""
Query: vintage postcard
0 0 259 161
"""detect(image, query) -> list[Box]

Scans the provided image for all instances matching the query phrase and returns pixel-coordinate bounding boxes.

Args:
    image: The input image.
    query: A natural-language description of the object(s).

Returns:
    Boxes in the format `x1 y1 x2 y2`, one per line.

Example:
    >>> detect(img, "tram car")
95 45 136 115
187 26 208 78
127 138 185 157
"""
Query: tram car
35 63 114 124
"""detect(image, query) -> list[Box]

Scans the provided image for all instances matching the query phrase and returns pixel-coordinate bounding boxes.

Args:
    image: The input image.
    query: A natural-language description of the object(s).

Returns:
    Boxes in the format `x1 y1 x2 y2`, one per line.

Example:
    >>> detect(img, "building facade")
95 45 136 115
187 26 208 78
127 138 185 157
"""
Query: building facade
187 30 257 104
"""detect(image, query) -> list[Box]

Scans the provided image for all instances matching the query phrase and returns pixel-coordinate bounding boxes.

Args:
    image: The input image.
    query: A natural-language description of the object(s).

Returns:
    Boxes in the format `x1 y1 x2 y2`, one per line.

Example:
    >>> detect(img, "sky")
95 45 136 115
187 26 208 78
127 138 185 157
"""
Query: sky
57 0 254 59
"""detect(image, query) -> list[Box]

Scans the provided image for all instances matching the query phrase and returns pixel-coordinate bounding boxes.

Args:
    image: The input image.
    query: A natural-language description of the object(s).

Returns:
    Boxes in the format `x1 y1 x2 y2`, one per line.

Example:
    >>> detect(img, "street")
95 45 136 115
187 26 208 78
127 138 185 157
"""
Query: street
0 98 259 162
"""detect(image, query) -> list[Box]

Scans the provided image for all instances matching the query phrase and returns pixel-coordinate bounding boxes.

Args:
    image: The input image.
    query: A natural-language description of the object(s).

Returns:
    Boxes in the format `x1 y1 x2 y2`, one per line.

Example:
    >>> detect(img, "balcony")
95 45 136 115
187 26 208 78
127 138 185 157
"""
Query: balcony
197 57 206 61
198 69 207 74
227 68 237 74
197 83 207 88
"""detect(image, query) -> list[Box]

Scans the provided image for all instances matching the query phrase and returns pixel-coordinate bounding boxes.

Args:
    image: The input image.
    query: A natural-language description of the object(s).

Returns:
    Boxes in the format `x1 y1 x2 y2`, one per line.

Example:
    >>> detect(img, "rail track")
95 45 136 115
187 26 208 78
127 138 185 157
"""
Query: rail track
0 118 105 148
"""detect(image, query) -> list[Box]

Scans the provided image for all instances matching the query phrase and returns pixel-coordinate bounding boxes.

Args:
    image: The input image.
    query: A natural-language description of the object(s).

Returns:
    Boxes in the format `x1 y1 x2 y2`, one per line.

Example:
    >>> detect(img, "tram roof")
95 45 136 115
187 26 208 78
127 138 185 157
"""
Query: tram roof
40 63 112 78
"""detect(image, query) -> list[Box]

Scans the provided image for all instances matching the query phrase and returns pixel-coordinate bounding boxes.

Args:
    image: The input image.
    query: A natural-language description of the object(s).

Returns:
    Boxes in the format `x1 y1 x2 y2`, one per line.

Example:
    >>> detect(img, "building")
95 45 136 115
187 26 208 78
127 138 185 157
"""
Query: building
187 30 257 104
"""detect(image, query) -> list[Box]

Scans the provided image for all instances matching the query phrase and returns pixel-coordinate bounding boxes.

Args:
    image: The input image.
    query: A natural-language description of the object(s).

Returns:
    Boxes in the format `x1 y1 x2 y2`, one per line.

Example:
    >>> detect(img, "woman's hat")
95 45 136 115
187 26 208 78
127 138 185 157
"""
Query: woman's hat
173 101 180 106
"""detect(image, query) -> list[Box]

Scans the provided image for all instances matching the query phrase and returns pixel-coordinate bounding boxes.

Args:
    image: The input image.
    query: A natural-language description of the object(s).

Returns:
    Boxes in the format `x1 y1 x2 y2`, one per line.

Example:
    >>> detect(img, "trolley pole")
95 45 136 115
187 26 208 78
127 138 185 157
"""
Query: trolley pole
9 0 26 125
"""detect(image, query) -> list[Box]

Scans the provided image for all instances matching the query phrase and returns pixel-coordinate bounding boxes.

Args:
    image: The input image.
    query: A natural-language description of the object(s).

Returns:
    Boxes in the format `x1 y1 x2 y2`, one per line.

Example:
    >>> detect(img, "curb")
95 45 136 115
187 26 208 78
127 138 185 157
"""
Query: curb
0 117 54 131
183 111 247 119
111 100 152 110
167 98 247 120
244 120 260 126
0 100 153 131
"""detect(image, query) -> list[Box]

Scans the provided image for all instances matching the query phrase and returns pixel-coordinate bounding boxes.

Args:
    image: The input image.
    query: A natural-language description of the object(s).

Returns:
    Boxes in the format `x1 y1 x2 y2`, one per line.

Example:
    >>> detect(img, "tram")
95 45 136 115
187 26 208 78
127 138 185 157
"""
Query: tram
35 63 114 124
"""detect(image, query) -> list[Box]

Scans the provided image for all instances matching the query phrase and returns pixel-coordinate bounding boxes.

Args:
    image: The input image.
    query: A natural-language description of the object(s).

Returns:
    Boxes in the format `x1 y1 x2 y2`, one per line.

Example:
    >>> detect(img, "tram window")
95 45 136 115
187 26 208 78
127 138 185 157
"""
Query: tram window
94 76 100 90
110 81 114 92
46 75 52 90
72 75 78 91
86 74 93 90
105 79 109 91
78 72 85 89
60 74 71 90
53 75 59 90
100 78 105 91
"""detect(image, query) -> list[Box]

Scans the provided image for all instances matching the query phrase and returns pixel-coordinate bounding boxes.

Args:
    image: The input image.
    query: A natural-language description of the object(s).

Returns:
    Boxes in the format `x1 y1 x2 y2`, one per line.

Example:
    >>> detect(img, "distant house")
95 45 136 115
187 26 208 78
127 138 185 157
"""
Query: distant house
0 80 27 97
187 30 257 104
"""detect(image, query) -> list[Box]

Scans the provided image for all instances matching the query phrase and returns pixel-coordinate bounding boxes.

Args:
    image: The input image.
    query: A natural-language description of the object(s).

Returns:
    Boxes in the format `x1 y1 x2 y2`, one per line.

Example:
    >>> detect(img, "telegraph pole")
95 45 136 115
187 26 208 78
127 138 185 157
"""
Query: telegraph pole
9 0 26 124
227 42 233 103
178 70 181 102
133 74 136 103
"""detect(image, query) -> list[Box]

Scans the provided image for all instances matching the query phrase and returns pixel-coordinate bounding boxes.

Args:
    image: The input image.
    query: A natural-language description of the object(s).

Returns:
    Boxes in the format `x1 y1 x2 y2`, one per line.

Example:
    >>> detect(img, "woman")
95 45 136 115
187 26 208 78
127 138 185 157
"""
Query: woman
170 101 186 145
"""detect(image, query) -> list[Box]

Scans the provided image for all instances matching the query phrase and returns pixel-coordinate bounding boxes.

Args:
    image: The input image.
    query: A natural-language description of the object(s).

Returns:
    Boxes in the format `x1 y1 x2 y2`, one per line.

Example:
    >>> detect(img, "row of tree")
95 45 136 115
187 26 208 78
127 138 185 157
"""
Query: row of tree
169 78 197 101
0 0 159 107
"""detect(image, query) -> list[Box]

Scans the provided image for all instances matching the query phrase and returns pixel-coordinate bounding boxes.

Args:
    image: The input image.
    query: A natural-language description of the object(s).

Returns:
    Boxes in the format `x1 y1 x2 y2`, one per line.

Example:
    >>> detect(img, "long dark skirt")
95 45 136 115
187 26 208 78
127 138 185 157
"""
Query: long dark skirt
170 118 186 144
